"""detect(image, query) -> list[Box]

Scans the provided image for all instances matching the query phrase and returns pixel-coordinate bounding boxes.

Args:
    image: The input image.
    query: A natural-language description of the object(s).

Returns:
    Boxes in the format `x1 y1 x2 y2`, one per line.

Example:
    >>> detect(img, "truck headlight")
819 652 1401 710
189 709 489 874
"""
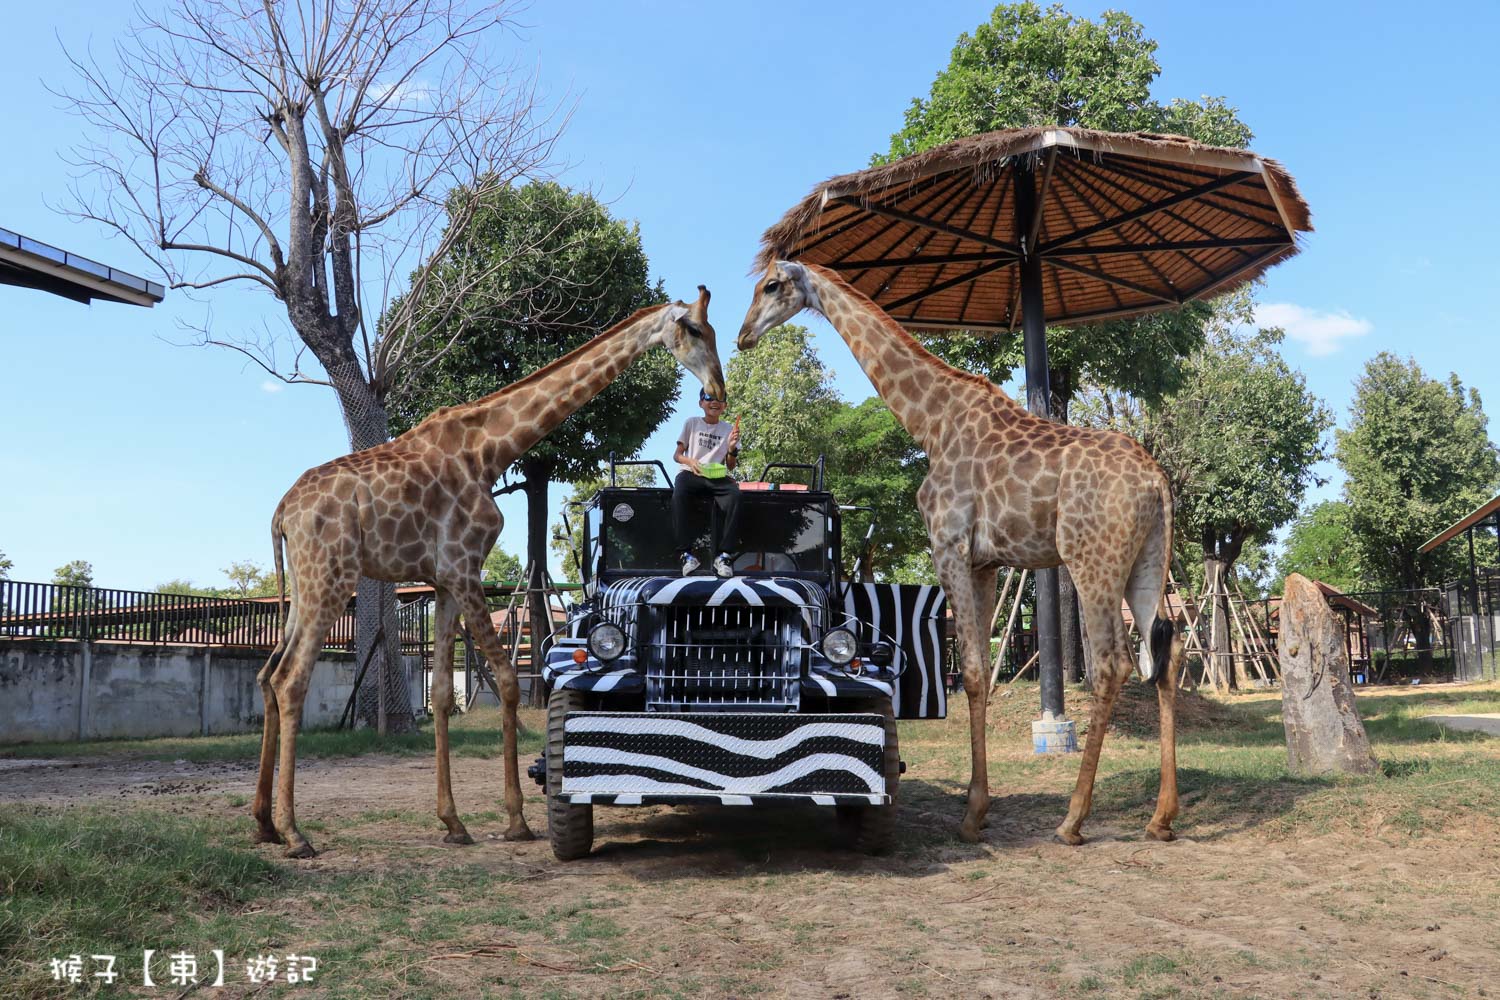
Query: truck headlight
822 628 857 666
588 622 626 661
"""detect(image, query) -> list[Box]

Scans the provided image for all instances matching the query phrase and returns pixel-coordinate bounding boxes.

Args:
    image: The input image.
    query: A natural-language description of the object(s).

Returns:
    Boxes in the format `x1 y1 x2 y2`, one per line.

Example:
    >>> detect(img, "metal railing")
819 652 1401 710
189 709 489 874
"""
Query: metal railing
0 579 430 654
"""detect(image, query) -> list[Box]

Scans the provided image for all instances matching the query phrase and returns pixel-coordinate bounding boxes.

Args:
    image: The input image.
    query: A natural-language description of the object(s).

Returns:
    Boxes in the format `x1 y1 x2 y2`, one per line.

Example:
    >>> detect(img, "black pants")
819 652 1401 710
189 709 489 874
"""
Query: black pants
672 470 742 555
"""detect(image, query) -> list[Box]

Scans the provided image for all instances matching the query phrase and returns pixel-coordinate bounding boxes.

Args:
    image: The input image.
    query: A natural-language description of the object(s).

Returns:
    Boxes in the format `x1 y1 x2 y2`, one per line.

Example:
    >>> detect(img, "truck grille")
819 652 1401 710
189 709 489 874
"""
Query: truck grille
646 605 801 712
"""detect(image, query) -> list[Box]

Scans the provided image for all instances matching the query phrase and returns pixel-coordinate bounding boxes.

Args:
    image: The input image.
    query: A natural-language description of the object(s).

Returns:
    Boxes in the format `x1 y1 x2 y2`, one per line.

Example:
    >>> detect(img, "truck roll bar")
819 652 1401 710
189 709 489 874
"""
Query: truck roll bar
757 455 826 491
608 453 674 487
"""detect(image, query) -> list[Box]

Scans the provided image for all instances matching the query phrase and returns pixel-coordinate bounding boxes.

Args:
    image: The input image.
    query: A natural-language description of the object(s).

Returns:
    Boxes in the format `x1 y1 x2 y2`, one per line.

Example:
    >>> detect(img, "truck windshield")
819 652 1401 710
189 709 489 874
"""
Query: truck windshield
595 489 831 577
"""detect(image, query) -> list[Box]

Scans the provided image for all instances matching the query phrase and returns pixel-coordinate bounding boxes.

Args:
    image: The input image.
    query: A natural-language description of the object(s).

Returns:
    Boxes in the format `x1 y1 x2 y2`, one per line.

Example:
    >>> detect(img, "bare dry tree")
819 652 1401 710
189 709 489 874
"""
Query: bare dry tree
58 0 577 732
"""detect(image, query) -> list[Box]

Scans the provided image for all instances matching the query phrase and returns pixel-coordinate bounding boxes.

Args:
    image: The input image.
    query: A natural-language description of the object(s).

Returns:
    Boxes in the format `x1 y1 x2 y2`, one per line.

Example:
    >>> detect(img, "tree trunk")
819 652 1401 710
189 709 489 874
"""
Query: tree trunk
1058 564 1085 685
326 355 416 734
1201 556 1235 693
1411 609 1435 673
1201 525 1246 695
522 457 551 709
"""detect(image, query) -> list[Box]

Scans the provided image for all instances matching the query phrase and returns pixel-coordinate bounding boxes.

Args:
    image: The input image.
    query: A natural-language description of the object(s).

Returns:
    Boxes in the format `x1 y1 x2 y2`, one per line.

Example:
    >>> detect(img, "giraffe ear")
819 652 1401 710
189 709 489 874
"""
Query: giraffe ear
688 284 710 324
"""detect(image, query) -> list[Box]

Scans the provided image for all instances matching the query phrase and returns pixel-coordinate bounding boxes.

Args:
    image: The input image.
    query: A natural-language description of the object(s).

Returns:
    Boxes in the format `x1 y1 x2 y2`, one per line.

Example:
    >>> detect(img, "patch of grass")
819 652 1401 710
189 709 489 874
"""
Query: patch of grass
0 806 284 1000
1121 953 1178 985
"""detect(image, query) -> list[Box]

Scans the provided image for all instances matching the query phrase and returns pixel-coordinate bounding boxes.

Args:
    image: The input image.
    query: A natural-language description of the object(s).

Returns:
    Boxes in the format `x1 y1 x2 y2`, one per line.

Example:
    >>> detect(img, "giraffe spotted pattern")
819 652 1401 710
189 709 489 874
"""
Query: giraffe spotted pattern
252 288 724 858
738 262 1184 846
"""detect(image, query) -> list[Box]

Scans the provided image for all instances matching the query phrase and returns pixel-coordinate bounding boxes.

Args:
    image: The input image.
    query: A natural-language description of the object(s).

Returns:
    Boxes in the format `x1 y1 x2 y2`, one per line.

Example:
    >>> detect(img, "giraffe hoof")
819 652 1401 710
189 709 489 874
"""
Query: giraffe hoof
1054 828 1085 847
253 826 285 845
443 831 475 846
283 839 317 860
1145 825 1176 843
503 822 537 842
957 821 983 844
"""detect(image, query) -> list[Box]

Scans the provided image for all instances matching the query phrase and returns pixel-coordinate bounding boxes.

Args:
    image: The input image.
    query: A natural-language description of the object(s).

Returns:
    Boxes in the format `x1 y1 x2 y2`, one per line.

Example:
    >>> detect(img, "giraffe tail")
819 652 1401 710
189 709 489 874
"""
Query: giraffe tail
271 505 289 648
1148 618 1175 688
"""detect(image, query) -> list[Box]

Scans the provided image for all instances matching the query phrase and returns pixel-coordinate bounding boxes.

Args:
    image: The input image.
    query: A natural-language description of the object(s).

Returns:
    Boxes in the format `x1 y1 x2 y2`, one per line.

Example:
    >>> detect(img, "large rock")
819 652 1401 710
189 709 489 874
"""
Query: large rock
1278 573 1379 776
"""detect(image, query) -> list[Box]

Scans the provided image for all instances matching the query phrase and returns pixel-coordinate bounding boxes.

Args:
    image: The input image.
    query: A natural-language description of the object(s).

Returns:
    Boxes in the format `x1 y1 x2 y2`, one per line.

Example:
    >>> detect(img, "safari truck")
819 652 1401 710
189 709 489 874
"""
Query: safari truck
530 458 947 860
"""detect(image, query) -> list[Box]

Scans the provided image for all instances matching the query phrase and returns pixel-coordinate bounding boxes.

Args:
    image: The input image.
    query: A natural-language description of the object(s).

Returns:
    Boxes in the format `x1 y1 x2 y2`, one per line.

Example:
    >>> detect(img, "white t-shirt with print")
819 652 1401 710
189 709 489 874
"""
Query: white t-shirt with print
678 416 733 465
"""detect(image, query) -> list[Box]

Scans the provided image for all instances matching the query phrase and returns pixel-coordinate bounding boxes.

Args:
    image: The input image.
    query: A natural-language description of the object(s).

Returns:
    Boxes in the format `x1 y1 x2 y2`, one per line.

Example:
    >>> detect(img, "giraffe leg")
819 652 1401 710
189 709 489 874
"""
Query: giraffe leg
456 585 536 842
1124 509 1181 842
932 543 991 843
251 648 285 844
1146 633 1183 841
972 565 999 830
430 591 472 845
1055 579 1133 846
251 602 296 844
271 601 344 859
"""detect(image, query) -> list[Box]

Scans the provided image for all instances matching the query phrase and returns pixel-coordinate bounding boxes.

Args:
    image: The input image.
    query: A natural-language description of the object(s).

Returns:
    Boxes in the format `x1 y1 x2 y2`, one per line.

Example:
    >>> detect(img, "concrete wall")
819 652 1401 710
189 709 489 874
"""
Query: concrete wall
0 639 424 744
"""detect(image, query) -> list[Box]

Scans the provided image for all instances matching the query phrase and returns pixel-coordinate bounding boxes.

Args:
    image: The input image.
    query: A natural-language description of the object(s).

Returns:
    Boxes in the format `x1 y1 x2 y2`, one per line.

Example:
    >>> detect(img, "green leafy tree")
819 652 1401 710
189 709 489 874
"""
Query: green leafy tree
154 578 220 597
0 549 12 580
728 329 931 581
725 325 840 479
221 560 277 598
387 181 677 697
1148 325 1331 689
881 4 1250 161
881 2 1256 680
1273 501 1364 595
1337 353 1500 664
822 399 930 581
52 560 94 589
481 546 525 585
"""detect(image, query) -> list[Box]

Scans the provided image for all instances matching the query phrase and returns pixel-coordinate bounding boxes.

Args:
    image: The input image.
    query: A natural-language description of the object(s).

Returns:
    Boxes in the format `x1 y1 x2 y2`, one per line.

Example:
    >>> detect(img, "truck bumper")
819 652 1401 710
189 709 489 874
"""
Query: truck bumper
556 711 890 806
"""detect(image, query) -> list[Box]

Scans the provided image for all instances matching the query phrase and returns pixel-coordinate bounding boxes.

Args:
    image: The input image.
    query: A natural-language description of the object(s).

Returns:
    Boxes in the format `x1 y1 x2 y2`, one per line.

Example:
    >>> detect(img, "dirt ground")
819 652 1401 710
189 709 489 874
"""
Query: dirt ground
5 687 1500 999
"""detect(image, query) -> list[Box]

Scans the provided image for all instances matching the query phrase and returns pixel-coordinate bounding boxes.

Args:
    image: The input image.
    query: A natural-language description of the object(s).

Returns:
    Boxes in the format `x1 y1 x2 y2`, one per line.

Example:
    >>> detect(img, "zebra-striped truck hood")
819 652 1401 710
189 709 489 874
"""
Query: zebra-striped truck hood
603 576 827 611
545 577 948 720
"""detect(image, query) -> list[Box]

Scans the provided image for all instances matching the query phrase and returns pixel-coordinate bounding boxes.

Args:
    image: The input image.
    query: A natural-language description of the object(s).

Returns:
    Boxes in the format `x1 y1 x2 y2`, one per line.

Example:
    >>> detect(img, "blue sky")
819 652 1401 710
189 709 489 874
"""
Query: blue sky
1 1 1497 589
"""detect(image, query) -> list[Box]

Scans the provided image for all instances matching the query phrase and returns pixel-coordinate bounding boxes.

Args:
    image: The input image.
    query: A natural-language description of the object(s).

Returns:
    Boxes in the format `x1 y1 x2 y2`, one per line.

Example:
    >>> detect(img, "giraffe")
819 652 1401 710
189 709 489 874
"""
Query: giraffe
252 287 724 858
738 261 1184 846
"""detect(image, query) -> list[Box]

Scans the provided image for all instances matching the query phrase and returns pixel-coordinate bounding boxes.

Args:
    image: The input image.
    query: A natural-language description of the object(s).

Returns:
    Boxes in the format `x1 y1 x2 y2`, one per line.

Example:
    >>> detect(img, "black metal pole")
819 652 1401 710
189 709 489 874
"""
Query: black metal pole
1015 160 1064 721
1468 524 1483 678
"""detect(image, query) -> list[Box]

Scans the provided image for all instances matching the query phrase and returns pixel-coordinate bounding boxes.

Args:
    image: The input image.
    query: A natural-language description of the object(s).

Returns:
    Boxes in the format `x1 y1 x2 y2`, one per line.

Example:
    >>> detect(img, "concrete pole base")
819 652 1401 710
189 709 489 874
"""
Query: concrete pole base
1032 713 1078 754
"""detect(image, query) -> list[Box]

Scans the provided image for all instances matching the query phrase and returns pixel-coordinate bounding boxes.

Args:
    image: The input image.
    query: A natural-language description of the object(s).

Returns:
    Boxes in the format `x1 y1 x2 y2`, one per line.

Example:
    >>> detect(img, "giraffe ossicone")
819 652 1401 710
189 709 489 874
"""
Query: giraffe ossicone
251 286 723 859
738 261 1185 846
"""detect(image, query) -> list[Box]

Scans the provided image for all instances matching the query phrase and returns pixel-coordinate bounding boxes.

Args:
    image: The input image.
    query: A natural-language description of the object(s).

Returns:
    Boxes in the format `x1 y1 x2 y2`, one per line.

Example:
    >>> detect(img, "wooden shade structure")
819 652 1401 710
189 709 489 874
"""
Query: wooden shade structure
756 127 1311 332
757 127 1311 724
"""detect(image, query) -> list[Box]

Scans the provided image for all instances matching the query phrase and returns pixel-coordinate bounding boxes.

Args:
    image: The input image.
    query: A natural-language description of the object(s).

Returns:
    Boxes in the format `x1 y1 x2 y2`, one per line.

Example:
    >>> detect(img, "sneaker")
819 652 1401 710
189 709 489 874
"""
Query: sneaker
680 551 701 576
712 553 735 578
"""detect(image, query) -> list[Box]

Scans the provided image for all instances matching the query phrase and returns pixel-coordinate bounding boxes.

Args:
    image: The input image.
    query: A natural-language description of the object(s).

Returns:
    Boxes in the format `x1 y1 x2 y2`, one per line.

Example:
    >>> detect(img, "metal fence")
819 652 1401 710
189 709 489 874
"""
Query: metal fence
0 579 432 655
1442 570 1500 682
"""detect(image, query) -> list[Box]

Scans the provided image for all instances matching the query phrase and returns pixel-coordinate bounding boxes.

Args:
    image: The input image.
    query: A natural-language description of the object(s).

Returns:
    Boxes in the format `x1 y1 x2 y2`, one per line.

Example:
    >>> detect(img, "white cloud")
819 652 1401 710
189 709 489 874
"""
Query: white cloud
1255 303 1372 357
370 79 435 105
260 380 284 394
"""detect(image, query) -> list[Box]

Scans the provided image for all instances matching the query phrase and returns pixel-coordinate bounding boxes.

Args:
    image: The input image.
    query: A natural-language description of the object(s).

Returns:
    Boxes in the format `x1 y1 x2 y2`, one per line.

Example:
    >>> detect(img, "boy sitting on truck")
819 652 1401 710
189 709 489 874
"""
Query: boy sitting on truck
672 387 741 577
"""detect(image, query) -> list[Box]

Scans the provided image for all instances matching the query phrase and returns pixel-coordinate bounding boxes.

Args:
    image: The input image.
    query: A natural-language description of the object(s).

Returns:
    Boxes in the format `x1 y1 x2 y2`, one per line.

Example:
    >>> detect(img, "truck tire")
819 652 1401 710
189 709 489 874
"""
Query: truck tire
836 696 899 854
547 687 594 861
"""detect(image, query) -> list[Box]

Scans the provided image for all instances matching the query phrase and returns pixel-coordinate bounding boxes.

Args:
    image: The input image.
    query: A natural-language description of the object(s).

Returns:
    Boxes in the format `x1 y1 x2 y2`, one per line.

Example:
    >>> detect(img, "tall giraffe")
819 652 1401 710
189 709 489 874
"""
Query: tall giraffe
738 262 1183 846
253 288 724 858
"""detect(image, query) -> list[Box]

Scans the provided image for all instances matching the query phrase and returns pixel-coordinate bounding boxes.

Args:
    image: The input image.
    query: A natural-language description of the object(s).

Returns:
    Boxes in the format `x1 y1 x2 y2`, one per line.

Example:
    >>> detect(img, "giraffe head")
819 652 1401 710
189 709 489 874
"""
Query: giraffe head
661 285 725 398
737 261 819 351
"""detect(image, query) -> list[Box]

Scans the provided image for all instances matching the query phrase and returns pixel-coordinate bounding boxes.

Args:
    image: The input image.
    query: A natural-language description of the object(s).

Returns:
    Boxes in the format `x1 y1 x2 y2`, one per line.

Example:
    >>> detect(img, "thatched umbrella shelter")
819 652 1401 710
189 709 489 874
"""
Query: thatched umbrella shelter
757 126 1311 724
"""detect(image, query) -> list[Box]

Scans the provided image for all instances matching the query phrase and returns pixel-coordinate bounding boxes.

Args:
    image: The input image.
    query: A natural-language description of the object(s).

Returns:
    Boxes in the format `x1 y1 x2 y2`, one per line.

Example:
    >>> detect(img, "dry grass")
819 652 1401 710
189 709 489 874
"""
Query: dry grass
4 684 1500 998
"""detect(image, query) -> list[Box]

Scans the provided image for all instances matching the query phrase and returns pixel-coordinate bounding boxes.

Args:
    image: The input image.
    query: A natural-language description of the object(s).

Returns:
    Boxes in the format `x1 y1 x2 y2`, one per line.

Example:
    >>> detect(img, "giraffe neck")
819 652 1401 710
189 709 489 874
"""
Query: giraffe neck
447 304 673 484
800 264 1027 449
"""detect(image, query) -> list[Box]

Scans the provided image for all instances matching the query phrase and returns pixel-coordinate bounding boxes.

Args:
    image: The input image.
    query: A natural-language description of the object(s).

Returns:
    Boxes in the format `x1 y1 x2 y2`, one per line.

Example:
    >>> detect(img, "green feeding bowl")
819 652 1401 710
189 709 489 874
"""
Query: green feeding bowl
699 462 728 479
